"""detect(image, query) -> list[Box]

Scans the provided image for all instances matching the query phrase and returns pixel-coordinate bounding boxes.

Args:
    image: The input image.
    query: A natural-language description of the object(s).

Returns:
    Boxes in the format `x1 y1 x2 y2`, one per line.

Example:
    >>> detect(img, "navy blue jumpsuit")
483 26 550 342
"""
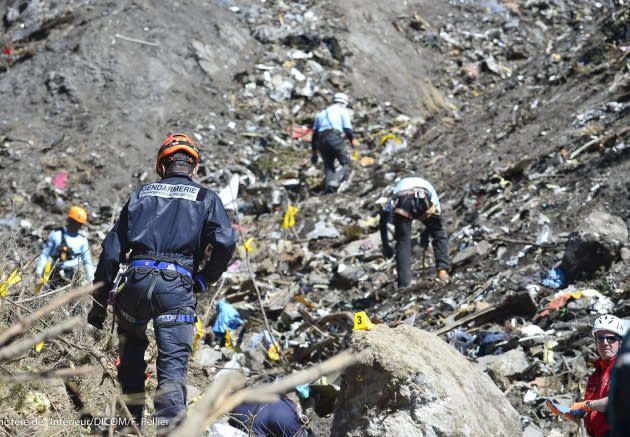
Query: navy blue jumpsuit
93 173 237 422
229 397 306 437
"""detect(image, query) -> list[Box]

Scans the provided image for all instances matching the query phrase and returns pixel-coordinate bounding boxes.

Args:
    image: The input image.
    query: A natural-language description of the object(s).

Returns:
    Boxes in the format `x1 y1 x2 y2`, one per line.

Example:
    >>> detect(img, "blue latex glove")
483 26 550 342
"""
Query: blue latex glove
310 152 318 164
213 300 245 335
193 273 207 293
546 398 585 421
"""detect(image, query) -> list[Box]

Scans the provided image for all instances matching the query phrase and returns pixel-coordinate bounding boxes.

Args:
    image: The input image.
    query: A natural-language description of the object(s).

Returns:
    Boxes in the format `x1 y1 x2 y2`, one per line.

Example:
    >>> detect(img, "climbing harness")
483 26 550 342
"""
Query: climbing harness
128 259 192 279
109 257 197 326
393 188 435 220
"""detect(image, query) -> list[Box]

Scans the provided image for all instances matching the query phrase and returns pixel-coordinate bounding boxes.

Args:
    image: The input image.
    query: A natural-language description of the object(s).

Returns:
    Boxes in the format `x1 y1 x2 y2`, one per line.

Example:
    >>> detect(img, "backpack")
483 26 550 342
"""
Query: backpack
57 228 78 261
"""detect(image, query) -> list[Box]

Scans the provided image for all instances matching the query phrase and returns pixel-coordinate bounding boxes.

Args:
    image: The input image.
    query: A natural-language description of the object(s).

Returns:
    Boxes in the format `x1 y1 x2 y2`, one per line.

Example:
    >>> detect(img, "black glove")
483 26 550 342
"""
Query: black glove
310 152 318 164
382 244 394 259
87 304 107 330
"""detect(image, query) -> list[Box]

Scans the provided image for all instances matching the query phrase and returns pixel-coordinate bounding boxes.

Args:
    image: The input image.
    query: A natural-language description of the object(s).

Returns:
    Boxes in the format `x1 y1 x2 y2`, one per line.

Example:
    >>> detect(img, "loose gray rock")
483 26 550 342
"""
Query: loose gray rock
331 324 521 437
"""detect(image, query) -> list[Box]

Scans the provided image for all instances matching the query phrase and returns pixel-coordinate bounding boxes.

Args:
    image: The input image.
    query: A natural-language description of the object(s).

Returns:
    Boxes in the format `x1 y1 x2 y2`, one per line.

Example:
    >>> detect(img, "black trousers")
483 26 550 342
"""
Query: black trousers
317 130 350 193
115 269 195 423
393 214 449 287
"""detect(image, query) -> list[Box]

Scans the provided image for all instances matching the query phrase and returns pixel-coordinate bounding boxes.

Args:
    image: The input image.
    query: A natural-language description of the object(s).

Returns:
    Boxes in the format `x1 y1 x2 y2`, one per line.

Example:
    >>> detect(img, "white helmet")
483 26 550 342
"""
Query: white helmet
592 314 626 337
333 92 350 106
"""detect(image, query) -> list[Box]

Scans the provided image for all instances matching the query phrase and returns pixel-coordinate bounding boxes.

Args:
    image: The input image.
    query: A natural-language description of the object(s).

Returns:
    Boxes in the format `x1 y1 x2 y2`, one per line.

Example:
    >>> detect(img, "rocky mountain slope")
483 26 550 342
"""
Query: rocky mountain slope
1 0 629 436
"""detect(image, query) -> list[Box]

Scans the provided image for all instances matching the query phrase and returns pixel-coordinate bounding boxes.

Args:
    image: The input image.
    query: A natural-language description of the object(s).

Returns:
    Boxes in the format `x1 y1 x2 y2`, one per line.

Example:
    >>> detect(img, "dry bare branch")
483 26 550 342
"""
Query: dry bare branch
0 365 97 382
116 395 144 437
0 316 81 361
0 282 100 346
168 370 246 437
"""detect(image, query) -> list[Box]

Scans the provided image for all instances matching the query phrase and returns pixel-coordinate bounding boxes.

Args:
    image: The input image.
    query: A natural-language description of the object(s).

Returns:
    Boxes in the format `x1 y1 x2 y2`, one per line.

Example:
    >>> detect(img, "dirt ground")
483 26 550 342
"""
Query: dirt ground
1 0 630 436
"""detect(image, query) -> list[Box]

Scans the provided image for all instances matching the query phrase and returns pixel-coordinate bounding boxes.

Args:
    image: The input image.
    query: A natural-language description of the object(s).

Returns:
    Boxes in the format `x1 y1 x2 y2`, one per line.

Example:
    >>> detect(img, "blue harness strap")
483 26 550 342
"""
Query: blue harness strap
117 307 197 325
155 314 197 323
129 259 192 278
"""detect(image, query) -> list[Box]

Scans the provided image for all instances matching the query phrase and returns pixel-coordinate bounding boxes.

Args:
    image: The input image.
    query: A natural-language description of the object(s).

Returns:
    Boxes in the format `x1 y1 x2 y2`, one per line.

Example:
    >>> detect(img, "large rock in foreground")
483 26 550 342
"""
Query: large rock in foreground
331 324 522 437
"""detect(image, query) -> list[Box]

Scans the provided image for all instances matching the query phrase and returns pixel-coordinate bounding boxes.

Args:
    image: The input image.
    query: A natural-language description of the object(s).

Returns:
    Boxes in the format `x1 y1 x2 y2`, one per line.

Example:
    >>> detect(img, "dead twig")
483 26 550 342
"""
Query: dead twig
432 306 495 336
201 277 225 329
109 396 116 437
0 365 97 383
296 310 353 337
226 177 288 369
293 337 338 362
296 309 334 338
0 316 81 361
0 282 99 346
116 395 143 437
13 284 72 303
569 125 630 160
487 236 560 248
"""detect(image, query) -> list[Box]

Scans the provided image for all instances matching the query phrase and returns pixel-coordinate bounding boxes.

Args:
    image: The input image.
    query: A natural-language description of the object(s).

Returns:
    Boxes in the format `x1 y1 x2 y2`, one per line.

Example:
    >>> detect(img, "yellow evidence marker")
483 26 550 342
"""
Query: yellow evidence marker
353 311 375 331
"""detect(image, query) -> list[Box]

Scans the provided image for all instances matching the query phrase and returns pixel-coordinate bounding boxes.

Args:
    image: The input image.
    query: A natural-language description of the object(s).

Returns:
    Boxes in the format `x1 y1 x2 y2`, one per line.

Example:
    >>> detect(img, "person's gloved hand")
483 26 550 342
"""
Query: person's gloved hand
310 152 318 164
570 401 592 413
193 273 207 293
382 244 394 259
87 304 107 330
546 399 582 422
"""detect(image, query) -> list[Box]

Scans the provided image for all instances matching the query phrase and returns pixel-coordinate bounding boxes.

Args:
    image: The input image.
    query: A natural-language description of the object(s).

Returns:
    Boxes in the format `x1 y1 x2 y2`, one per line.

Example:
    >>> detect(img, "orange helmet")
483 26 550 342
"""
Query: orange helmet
67 206 88 224
156 133 199 176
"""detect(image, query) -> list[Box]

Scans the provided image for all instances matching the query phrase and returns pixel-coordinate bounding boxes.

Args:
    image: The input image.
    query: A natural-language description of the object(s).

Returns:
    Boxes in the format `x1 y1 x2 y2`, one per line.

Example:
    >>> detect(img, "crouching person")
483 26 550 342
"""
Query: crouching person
229 395 313 437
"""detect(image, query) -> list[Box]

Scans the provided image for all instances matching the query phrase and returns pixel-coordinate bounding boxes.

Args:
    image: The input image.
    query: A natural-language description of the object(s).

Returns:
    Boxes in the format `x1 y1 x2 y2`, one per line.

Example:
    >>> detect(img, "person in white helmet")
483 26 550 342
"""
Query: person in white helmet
310 92 359 193
568 315 626 437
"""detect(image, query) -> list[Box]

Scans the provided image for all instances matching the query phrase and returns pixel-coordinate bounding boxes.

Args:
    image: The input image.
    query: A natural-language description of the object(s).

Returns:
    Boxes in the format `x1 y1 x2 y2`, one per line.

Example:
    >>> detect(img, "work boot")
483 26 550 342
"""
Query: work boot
437 270 450 282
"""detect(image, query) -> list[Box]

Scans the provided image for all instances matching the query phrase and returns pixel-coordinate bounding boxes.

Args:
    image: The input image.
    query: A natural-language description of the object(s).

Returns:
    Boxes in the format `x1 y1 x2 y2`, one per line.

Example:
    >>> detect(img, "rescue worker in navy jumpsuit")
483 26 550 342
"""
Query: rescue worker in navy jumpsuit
87 133 237 428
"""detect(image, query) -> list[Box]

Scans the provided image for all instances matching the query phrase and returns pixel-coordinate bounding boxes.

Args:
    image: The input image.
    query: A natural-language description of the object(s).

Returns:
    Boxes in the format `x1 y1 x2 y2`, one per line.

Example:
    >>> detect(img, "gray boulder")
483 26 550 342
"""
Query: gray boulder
331 324 522 437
